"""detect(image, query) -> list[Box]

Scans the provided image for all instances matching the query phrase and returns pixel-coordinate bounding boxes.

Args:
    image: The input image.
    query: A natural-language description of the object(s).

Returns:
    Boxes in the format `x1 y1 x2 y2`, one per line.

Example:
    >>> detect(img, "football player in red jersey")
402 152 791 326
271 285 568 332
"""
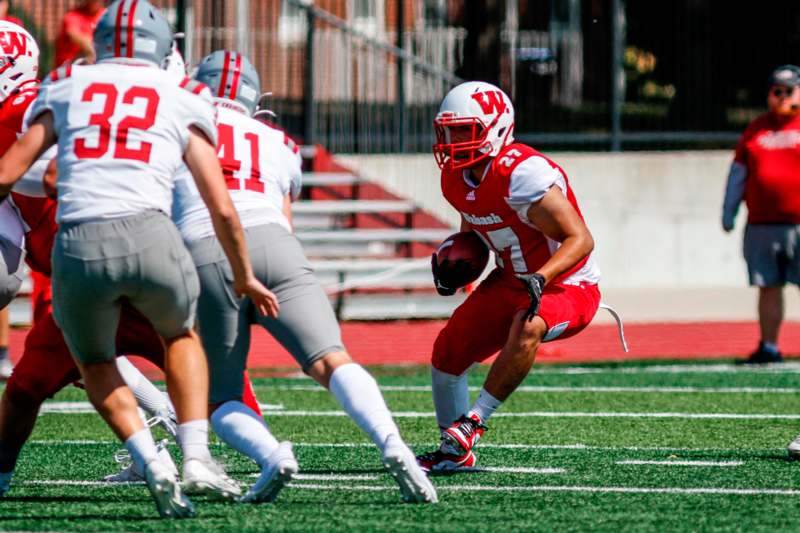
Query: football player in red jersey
417 81 601 472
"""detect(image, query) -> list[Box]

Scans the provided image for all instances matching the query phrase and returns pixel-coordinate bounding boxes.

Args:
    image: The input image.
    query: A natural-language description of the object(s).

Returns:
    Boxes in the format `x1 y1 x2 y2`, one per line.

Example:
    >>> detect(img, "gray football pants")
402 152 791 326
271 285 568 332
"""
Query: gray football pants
187 223 344 404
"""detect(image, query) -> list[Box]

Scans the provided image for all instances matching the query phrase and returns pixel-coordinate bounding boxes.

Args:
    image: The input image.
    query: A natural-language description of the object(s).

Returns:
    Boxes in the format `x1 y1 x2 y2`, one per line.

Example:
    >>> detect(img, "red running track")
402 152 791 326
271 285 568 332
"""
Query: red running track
8 321 800 377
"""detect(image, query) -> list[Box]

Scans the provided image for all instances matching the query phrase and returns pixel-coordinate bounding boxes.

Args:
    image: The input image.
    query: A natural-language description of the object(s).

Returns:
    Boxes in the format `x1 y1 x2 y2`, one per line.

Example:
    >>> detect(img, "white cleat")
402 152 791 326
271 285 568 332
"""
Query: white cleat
145 460 195 519
382 435 438 504
0 358 12 380
241 441 298 503
182 457 241 501
105 439 178 483
788 435 800 459
0 471 12 497
148 412 178 440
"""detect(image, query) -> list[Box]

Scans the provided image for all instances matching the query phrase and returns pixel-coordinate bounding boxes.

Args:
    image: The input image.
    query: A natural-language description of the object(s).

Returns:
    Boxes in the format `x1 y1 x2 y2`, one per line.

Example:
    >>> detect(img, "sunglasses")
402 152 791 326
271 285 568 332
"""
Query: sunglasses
771 86 798 98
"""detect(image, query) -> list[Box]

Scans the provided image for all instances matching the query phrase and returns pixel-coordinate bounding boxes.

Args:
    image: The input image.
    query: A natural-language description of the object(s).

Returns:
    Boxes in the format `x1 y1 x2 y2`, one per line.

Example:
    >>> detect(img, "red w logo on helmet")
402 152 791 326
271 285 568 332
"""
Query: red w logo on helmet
0 31 28 57
471 90 506 115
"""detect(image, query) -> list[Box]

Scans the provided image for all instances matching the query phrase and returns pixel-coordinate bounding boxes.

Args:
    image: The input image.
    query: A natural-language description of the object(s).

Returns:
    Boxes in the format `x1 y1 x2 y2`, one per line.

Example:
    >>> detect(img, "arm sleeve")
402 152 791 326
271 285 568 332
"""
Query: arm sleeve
505 155 562 220
722 161 747 230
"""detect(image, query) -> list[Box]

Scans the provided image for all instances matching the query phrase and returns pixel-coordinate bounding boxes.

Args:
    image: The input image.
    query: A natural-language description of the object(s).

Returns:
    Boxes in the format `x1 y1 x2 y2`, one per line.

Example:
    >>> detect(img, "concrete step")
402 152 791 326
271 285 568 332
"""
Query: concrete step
312 258 431 290
296 228 449 243
334 293 465 320
301 172 364 187
292 213 336 230
292 200 415 215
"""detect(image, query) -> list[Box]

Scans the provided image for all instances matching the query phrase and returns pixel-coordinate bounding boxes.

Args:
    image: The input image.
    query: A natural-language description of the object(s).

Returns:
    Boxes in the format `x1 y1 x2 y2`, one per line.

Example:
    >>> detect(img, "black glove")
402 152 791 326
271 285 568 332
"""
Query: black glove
431 253 457 296
520 273 546 322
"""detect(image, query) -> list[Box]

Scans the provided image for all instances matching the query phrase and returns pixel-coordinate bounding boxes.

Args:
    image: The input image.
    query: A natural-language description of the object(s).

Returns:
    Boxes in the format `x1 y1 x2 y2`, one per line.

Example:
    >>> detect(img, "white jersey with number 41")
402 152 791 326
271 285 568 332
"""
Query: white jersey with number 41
28 60 218 224
172 103 303 243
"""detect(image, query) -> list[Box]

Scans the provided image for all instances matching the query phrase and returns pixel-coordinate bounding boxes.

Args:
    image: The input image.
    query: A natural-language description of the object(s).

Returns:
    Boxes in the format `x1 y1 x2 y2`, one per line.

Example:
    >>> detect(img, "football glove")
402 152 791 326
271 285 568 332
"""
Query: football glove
520 273 546 322
431 253 457 296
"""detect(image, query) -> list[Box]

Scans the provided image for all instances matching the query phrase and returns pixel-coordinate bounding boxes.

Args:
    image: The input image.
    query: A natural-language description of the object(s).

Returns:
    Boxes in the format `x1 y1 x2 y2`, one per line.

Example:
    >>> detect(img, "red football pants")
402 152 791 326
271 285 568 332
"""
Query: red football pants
431 269 601 375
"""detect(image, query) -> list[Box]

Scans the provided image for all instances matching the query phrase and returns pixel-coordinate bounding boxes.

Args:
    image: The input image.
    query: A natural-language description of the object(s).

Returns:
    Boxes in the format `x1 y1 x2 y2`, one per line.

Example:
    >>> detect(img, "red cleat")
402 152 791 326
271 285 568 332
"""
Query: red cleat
416 448 477 473
442 413 487 455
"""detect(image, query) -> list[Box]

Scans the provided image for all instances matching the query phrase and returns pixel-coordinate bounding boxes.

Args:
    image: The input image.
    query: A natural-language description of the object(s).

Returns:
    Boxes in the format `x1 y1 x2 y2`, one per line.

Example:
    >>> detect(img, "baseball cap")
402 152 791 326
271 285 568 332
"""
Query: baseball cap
768 65 800 88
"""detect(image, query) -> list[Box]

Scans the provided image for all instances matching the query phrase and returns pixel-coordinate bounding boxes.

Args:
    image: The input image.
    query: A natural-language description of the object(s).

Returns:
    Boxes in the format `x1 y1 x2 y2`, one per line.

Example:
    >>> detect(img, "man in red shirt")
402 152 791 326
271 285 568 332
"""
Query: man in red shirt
54 0 104 66
722 65 800 365
417 81 601 472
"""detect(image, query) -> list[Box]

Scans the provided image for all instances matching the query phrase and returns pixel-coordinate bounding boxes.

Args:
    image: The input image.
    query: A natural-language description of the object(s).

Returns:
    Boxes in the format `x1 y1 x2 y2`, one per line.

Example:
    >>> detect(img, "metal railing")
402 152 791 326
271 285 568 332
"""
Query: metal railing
9 1 791 153
177 0 464 153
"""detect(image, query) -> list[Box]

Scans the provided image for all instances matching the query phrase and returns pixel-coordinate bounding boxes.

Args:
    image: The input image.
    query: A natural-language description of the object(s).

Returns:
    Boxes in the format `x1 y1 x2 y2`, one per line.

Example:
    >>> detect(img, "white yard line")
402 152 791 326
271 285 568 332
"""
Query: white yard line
265 410 800 420
23 480 140 486
27 440 783 454
22 479 798 496
287 482 800 496
34 404 800 419
37 402 284 414
466 467 567 474
616 460 744 467
536 363 800 375
271 384 800 394
247 473 382 481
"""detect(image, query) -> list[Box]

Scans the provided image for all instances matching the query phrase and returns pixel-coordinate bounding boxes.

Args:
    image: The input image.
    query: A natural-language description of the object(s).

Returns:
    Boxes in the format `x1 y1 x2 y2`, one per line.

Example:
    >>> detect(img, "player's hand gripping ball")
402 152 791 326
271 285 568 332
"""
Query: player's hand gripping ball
431 231 489 296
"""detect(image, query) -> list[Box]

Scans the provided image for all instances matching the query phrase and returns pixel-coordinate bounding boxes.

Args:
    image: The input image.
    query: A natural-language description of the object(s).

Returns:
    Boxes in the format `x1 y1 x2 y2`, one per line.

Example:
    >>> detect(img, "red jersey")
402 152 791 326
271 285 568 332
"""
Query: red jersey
0 83 58 276
441 143 600 285
735 113 800 224
54 7 104 67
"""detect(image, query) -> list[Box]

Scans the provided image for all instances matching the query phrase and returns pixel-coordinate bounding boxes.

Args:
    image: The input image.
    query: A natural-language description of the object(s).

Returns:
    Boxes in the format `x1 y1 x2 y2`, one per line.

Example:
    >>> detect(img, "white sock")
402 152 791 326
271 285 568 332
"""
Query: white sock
211 401 279 468
124 428 159 473
431 367 469 429
328 363 400 453
469 388 503 424
177 419 212 462
116 357 171 417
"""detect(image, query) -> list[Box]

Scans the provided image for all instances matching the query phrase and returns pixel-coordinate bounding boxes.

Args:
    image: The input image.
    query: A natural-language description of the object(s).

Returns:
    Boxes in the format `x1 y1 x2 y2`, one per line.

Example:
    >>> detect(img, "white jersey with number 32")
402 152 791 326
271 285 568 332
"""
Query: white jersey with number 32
29 60 218 224
172 103 303 243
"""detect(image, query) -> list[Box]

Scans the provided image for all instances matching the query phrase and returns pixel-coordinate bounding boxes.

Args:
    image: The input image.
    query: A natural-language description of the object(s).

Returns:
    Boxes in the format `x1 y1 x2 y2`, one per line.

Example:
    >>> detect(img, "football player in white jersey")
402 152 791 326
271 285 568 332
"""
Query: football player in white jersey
0 0 279 518
170 50 437 504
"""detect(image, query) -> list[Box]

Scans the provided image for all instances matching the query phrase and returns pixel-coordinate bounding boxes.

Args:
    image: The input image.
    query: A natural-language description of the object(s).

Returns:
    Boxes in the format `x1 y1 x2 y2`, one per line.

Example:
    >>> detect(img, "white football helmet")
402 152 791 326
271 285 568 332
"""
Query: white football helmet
0 21 39 102
433 81 515 170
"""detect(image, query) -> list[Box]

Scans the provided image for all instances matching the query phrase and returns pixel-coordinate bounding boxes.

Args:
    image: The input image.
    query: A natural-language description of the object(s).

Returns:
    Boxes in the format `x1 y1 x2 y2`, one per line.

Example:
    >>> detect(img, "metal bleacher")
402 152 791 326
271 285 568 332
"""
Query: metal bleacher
8 165 459 326
296 166 460 321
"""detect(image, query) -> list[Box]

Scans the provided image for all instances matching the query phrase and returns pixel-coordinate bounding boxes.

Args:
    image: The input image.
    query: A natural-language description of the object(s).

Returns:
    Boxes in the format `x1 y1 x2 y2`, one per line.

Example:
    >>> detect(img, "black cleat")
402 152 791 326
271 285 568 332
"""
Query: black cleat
735 342 783 365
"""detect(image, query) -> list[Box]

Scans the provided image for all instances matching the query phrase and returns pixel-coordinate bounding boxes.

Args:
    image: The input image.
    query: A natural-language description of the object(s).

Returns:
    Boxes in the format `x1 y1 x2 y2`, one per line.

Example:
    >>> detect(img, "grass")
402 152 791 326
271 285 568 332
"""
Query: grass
3 360 800 531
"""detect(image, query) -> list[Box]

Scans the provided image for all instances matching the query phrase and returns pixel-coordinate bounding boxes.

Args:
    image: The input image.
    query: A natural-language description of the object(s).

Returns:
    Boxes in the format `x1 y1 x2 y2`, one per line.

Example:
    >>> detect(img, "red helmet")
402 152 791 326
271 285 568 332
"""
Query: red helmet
433 81 515 170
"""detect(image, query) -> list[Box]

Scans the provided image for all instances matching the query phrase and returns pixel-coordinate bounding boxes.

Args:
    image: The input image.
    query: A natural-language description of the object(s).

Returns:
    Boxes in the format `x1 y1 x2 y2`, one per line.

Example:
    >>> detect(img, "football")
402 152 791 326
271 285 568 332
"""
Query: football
434 231 490 288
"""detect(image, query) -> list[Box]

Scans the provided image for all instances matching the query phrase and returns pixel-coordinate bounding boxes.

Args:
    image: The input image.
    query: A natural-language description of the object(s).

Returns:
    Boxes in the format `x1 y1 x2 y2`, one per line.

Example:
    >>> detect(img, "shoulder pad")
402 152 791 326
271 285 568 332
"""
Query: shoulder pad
283 132 300 154
47 64 73 84
180 77 210 96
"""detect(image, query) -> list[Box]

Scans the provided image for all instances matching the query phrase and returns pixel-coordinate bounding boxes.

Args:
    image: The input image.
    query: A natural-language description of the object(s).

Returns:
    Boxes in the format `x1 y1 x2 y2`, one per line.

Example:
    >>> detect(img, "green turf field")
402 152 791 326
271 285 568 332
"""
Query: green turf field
3 360 800 531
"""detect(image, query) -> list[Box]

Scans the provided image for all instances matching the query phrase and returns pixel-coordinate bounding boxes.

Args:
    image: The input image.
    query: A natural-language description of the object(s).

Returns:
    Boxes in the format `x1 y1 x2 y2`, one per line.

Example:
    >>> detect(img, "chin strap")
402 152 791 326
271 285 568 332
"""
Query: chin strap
598 302 629 352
